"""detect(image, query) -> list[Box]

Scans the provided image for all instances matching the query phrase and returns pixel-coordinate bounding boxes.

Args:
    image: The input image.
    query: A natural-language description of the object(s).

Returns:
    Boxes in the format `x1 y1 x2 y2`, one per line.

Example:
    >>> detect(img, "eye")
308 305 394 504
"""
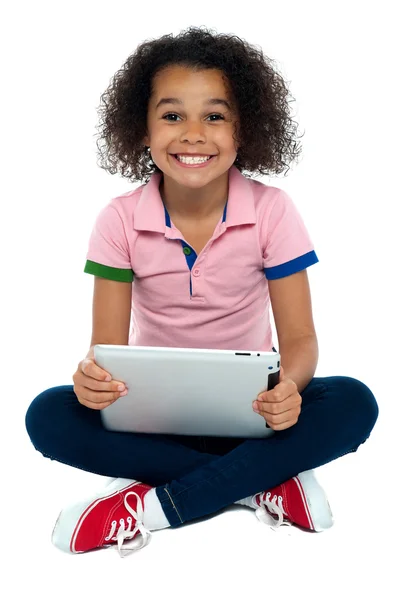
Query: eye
162 113 224 122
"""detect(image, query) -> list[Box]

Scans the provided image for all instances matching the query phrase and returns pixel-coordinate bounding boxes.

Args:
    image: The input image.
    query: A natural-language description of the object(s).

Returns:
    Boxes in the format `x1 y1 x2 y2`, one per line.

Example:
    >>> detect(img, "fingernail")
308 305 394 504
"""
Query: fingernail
117 384 125 391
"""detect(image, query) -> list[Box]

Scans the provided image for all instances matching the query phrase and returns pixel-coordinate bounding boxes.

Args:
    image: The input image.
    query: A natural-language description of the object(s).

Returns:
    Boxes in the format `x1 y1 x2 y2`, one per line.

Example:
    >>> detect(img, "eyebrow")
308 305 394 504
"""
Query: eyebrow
155 97 232 110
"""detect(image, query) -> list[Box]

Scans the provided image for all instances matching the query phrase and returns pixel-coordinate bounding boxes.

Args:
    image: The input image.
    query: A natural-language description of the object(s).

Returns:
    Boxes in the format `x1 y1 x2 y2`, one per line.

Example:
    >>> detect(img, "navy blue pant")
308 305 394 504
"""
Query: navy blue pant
25 372 378 528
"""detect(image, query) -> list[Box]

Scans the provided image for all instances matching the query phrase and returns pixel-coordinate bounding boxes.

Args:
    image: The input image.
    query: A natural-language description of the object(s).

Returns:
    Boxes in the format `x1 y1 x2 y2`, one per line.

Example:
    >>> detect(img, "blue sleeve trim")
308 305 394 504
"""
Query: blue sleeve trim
264 250 319 280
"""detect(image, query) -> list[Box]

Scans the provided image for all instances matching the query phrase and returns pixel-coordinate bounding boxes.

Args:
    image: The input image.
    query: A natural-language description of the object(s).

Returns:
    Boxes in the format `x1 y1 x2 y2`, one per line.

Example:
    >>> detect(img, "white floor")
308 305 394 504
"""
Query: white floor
5 415 394 600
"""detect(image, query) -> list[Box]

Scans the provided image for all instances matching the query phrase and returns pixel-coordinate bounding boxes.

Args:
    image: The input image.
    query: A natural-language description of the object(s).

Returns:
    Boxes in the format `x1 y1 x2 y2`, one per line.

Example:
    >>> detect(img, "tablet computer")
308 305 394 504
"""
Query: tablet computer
95 345 281 438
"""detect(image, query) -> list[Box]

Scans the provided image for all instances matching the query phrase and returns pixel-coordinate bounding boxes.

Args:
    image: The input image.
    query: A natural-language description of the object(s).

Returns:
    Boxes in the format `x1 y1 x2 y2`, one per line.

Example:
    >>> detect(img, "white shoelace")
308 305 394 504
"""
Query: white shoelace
104 491 152 557
255 492 293 532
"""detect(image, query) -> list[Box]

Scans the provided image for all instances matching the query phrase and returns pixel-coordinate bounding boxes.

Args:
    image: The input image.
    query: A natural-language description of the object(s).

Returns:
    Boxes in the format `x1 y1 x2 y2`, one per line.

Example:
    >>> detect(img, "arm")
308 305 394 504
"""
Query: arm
86 276 132 360
268 269 318 394
278 335 318 394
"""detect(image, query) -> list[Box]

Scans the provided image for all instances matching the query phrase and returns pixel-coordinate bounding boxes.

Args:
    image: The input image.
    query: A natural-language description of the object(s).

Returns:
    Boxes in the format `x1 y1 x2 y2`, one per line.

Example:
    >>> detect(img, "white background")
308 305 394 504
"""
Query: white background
2 1 397 598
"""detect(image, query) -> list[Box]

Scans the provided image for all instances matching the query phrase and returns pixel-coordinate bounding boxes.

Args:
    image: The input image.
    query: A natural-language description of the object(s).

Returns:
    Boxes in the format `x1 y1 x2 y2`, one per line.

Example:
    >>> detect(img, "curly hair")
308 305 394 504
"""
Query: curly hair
95 25 304 184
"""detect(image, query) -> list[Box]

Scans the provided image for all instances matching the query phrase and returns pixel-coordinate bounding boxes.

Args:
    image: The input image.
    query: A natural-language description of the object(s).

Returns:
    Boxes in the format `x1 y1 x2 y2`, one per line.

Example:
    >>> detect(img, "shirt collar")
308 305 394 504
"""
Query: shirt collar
134 165 257 233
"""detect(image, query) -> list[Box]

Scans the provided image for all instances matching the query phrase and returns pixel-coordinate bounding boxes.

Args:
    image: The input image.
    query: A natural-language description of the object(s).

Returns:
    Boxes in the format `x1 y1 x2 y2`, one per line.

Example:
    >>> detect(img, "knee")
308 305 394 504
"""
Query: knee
25 385 74 452
339 376 379 437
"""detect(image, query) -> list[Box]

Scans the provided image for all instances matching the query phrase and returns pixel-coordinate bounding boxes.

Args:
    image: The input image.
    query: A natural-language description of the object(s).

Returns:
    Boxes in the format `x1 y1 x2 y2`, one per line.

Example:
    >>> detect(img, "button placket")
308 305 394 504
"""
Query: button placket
190 255 206 300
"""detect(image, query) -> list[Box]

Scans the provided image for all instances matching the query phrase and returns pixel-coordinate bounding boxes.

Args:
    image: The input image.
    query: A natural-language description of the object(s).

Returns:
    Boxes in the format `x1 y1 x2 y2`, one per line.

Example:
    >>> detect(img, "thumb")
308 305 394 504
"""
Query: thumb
279 365 284 381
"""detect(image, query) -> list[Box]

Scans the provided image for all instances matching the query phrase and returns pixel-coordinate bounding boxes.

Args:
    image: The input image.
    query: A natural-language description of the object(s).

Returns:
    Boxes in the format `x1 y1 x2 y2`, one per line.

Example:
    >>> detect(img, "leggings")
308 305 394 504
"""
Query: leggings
25 370 379 528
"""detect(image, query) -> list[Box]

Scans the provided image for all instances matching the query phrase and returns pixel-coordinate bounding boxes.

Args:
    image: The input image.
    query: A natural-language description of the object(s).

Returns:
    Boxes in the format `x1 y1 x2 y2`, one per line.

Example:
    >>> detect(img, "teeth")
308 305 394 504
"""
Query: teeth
176 155 211 164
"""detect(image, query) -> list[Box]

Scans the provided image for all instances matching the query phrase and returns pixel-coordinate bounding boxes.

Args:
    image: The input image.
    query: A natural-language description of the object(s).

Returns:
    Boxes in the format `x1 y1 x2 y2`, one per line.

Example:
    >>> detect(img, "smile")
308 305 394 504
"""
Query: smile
171 154 216 169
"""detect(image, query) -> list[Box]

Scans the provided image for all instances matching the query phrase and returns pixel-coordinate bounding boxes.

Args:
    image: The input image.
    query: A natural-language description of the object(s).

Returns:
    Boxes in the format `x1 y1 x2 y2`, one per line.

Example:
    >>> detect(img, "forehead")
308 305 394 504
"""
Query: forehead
150 66 234 104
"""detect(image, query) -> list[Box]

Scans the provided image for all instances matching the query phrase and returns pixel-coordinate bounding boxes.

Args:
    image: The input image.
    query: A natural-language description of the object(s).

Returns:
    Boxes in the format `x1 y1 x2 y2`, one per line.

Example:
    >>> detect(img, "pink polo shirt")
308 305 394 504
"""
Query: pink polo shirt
84 165 318 351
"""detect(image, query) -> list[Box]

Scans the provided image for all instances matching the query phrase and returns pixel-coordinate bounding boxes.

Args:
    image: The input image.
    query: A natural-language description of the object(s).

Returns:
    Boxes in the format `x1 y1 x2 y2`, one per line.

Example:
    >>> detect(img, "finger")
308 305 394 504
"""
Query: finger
82 386 127 404
81 398 116 411
260 380 297 402
261 407 300 427
79 362 126 390
78 373 127 394
81 358 112 382
258 388 288 403
256 396 298 415
263 413 296 430
270 418 298 431
259 403 301 420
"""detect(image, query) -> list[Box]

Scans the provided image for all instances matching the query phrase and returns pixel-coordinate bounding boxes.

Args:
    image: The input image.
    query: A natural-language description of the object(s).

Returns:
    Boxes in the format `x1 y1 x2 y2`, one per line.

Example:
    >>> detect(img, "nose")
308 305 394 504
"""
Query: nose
180 120 207 143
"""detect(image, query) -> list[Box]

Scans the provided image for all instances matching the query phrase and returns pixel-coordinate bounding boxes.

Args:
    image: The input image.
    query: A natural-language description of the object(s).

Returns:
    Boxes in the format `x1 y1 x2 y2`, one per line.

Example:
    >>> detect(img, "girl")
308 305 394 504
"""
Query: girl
25 26 379 558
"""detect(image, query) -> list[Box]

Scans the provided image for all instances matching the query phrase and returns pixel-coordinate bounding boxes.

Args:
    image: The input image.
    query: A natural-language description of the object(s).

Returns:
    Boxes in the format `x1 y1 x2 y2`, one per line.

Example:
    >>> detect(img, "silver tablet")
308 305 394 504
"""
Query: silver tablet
95 345 280 438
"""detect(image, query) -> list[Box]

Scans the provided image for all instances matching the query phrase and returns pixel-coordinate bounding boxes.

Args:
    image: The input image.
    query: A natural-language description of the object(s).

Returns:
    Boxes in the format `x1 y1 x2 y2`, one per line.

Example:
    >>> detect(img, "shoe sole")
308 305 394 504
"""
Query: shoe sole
52 478 140 553
295 470 334 531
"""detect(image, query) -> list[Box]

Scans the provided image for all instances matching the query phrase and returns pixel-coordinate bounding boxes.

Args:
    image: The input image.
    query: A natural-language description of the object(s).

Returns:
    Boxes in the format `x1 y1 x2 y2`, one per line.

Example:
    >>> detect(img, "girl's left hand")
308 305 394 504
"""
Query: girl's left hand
252 366 302 431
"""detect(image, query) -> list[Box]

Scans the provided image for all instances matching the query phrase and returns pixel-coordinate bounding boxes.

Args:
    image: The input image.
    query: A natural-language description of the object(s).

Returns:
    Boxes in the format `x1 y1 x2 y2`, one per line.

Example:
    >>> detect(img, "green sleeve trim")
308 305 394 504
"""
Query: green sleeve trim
84 260 134 282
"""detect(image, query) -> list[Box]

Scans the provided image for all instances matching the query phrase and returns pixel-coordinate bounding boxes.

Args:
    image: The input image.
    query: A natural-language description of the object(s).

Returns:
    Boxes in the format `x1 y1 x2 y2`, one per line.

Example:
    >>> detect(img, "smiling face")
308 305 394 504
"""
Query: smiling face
143 65 240 191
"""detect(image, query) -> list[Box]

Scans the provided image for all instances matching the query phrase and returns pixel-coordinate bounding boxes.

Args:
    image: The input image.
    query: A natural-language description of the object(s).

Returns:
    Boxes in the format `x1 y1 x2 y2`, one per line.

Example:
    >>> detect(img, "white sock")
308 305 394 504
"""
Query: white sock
235 495 257 509
142 488 170 530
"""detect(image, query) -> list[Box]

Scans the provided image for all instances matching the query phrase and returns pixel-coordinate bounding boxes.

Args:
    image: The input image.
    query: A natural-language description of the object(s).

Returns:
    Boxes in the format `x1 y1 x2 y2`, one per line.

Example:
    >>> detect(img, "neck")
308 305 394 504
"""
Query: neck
160 173 228 220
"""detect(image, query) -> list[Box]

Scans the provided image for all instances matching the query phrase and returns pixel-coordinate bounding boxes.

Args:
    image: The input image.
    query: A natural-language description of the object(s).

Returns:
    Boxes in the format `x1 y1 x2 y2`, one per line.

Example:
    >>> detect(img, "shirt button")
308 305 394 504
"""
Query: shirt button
193 268 200 277
183 247 191 255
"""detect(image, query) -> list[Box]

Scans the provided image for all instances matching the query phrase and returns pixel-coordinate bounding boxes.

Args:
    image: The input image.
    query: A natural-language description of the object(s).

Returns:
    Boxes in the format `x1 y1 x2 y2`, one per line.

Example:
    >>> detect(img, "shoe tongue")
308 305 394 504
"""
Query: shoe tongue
109 494 135 527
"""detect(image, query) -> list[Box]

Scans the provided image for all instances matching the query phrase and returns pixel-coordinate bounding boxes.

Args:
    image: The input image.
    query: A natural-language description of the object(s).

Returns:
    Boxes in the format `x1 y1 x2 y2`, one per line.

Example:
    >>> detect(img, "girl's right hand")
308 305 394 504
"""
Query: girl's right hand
73 358 128 410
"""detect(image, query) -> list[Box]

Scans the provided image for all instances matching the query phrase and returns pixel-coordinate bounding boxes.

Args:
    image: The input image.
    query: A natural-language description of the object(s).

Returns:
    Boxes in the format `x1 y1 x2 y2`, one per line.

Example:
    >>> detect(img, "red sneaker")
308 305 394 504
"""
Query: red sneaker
52 478 153 557
252 470 333 532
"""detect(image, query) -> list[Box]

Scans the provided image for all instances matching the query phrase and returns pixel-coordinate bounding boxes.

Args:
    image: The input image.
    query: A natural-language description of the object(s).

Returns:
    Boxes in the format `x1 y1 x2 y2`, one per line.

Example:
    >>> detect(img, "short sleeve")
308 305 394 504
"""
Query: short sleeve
263 189 319 280
83 203 134 282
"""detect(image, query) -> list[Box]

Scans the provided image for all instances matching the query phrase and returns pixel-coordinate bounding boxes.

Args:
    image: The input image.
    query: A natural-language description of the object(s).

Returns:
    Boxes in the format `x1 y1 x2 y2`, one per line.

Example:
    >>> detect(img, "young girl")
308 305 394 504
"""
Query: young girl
25 26 379 558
